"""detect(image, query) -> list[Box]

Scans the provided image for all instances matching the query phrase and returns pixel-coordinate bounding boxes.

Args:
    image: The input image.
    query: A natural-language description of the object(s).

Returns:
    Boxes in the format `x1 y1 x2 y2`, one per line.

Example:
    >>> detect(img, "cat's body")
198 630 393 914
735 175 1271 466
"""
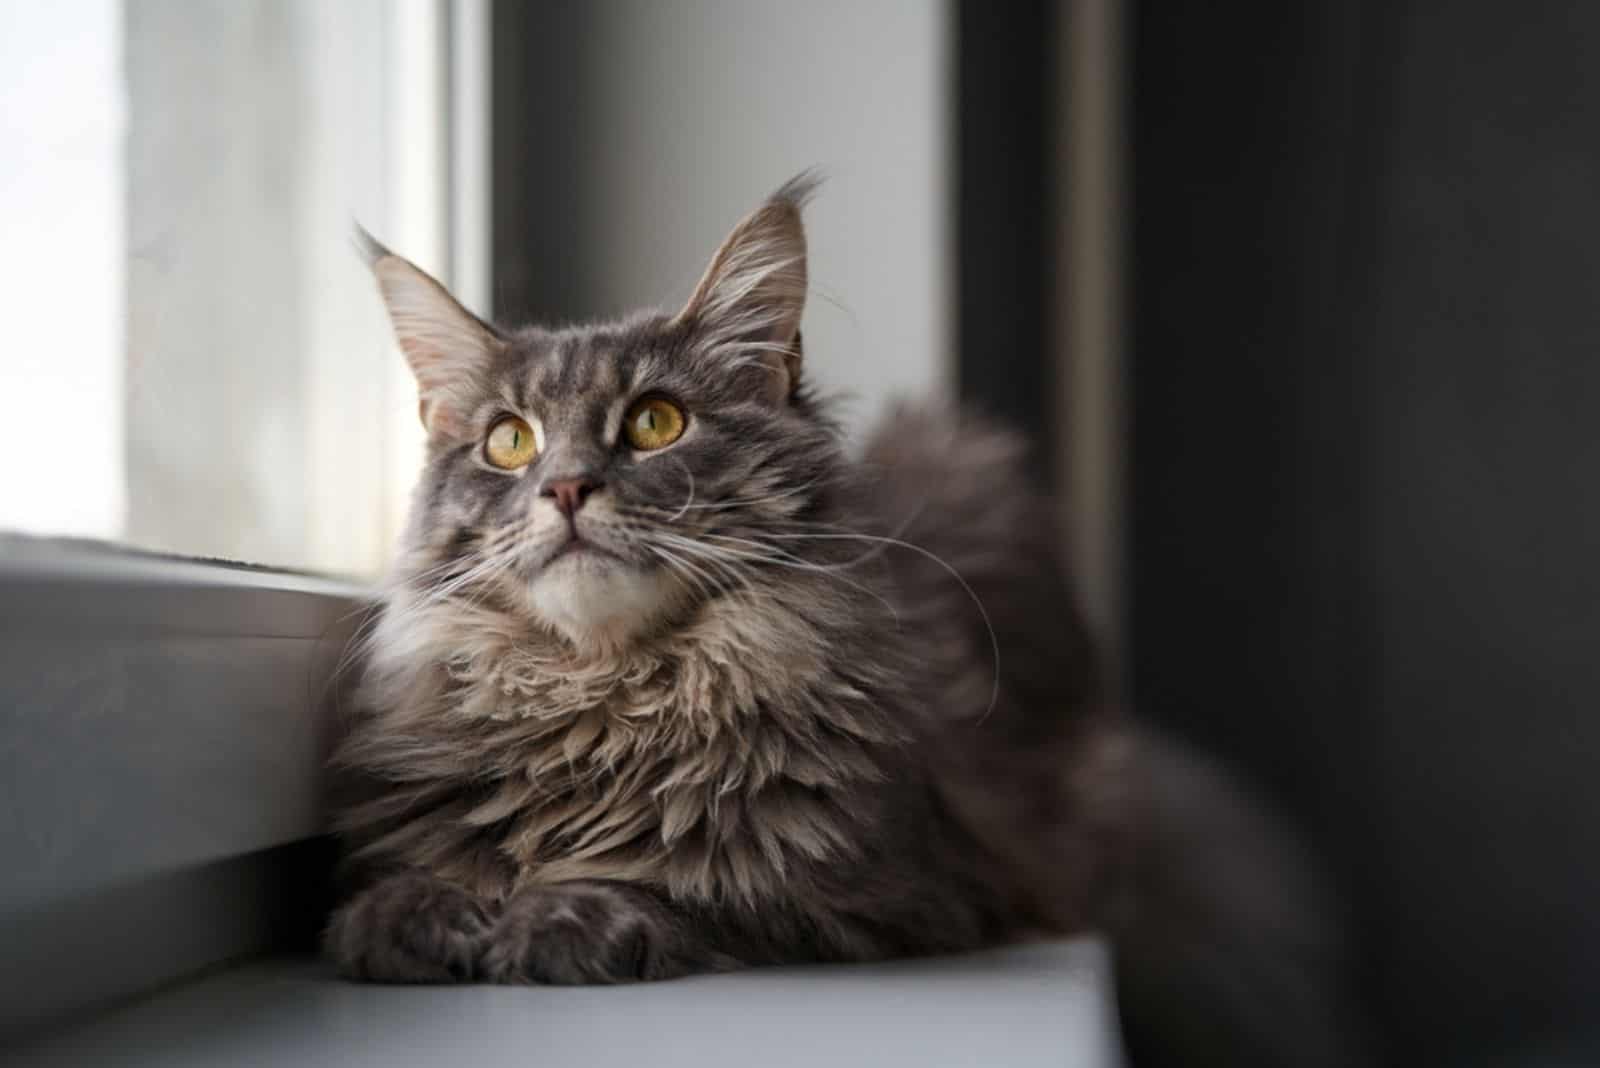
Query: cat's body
329 178 1362 1066
335 402 1106 967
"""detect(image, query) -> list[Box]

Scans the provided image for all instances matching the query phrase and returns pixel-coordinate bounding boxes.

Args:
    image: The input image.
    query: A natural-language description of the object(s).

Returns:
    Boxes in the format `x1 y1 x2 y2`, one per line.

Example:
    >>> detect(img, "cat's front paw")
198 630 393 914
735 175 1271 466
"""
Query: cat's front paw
325 871 495 983
481 881 687 985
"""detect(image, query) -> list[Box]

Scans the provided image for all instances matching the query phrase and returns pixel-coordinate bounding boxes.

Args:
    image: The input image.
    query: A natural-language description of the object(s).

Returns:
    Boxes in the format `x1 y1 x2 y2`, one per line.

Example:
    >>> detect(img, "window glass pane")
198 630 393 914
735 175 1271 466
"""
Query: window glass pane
1 0 474 577
0 2 125 542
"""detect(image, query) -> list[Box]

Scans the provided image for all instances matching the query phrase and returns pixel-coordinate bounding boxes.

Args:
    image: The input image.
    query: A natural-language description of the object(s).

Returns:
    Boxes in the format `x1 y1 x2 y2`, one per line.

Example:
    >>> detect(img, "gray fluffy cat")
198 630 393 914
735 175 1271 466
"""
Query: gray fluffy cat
328 177 1363 1067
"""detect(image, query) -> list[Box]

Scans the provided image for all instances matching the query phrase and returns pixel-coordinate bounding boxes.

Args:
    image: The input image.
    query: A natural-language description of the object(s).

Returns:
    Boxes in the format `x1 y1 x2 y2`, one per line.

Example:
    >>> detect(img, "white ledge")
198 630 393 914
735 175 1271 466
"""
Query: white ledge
13 942 1123 1068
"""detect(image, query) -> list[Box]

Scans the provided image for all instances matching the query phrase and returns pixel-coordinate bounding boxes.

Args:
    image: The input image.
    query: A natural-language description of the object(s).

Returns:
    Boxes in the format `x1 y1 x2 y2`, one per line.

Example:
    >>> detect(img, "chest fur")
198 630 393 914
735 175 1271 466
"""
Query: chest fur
342 599 899 907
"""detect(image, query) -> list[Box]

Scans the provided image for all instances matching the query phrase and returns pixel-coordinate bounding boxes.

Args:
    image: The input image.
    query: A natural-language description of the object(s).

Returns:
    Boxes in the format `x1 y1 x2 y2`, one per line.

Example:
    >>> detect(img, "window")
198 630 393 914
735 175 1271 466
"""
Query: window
1 0 489 577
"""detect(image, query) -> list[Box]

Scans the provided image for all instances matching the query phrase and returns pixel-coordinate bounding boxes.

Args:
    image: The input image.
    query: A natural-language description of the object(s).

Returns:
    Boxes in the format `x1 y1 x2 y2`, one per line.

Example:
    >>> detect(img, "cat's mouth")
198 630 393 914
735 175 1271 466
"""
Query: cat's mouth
547 532 624 565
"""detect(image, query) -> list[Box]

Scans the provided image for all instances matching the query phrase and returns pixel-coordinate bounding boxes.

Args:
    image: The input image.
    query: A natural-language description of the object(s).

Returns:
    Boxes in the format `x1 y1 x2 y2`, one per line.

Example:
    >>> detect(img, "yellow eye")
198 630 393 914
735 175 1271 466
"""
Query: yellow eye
485 415 539 469
623 396 686 451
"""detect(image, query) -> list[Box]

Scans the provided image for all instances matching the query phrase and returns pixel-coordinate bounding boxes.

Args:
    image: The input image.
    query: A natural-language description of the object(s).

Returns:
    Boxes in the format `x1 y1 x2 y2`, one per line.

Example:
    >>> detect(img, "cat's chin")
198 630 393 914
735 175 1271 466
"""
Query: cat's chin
528 551 682 652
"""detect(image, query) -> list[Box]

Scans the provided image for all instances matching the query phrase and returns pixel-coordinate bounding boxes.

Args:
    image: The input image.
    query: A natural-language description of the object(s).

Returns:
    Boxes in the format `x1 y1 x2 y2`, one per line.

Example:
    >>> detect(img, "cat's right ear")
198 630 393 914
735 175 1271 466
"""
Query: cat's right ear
356 225 503 436
671 173 818 406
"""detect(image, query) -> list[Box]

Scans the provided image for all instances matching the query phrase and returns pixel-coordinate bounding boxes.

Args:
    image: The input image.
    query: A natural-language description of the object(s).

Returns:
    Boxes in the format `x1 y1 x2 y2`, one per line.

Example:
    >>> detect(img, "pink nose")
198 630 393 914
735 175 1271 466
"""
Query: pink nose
542 477 601 517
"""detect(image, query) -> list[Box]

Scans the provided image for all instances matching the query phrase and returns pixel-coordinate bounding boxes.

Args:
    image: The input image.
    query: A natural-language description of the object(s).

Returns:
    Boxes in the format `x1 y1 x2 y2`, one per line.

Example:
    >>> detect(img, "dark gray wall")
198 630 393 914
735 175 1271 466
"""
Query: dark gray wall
1131 1 1600 1062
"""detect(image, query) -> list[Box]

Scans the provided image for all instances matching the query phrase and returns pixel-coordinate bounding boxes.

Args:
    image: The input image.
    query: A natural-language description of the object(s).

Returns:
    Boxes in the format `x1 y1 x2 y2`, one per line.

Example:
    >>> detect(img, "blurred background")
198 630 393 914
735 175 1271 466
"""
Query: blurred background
4 1 1600 1064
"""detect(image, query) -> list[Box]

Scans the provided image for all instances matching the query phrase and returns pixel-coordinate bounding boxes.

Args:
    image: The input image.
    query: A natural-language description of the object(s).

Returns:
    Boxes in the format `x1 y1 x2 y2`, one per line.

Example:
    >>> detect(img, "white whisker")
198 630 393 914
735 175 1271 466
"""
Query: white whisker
668 456 696 522
759 530 1001 723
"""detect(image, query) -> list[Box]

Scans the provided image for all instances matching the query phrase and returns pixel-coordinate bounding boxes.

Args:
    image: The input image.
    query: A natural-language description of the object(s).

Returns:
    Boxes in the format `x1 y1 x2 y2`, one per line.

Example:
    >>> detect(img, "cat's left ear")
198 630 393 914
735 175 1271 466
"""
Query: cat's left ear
673 173 817 406
356 225 504 437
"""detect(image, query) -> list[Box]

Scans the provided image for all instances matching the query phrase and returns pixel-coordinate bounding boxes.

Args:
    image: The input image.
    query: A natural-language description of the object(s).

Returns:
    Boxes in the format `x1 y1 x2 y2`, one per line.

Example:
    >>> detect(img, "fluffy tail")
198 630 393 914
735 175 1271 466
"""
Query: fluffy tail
1107 730 1373 1068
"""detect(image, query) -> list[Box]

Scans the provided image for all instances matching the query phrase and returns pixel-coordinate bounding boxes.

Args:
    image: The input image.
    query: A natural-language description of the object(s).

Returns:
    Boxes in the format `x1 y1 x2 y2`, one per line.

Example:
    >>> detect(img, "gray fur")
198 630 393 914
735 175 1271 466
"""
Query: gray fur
329 179 1364 1066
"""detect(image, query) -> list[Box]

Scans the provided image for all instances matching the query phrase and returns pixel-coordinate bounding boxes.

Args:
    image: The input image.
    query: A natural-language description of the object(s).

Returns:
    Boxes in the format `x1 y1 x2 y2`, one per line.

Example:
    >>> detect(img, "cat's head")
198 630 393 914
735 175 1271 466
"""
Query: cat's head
364 174 844 651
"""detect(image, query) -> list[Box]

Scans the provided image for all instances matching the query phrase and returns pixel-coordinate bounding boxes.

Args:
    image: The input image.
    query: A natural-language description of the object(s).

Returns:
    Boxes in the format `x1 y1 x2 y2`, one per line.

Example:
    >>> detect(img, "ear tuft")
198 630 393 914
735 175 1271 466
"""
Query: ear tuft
352 222 393 269
356 224 503 436
770 169 823 213
675 172 821 405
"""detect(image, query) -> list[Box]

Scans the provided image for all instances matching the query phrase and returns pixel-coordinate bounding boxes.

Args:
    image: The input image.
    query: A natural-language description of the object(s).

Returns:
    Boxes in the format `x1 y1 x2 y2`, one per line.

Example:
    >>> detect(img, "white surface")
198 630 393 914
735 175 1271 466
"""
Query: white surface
14 942 1123 1068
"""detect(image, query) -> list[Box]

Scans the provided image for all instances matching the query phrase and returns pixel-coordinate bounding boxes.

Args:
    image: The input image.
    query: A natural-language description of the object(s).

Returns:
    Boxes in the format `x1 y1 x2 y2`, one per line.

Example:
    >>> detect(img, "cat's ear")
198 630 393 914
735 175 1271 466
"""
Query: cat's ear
356 225 503 436
673 173 818 406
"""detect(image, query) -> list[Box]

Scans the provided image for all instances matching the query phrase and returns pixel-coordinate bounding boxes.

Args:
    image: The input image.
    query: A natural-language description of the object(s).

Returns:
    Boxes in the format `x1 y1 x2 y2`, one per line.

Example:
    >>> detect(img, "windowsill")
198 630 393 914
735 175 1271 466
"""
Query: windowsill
0 536 367 1039
11 941 1121 1068
0 533 370 633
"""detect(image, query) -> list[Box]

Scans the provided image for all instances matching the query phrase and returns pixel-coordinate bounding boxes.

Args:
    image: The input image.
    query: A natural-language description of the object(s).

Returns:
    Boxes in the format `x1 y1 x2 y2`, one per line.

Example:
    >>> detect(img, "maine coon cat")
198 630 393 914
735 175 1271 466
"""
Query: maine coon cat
327 176 1362 1067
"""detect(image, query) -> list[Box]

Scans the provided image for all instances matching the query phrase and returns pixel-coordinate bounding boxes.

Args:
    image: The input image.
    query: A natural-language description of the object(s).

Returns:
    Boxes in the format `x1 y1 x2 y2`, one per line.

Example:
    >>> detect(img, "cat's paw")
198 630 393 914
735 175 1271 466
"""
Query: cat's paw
325 871 495 983
481 881 683 985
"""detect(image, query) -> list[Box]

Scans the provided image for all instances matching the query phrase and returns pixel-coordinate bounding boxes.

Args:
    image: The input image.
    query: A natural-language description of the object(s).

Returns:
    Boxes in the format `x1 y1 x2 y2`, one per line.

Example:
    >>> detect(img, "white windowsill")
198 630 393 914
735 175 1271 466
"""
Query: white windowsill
12 942 1122 1068
0 535 367 1039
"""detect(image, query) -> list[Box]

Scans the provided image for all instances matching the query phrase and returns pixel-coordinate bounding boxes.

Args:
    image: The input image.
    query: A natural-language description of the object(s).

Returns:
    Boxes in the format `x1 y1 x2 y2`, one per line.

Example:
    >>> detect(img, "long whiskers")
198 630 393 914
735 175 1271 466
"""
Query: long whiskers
628 516 998 723
329 517 545 694
649 528 902 627
627 476 834 519
760 529 1001 722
